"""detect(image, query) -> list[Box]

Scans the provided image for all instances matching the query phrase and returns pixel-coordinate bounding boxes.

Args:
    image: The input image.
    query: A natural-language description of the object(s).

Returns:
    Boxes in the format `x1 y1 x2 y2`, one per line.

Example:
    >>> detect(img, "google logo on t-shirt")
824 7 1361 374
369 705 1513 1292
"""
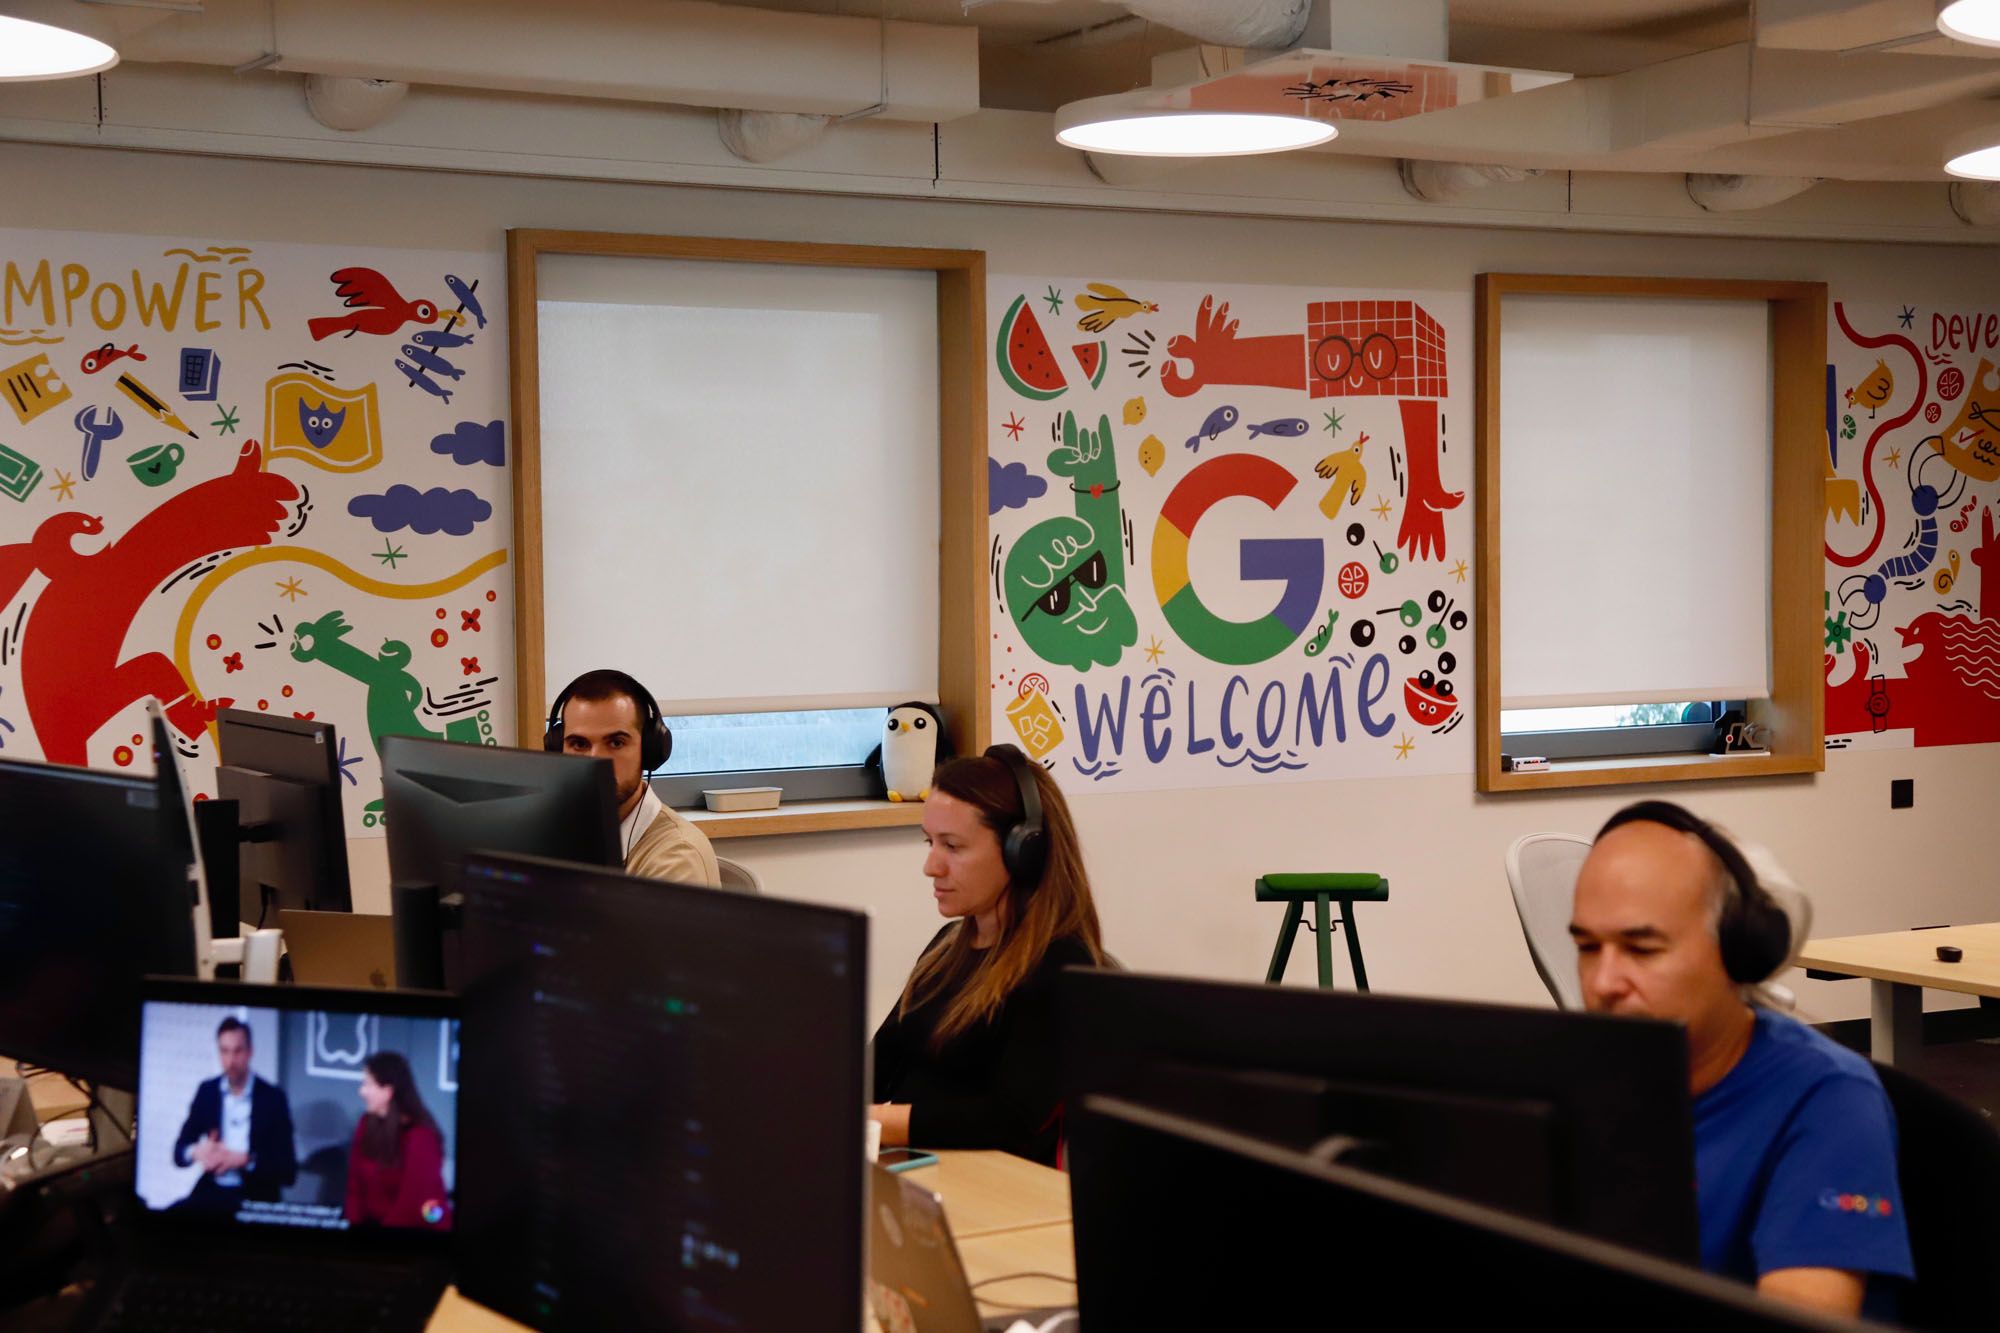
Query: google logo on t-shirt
422 1200 447 1225
1818 1190 1893 1217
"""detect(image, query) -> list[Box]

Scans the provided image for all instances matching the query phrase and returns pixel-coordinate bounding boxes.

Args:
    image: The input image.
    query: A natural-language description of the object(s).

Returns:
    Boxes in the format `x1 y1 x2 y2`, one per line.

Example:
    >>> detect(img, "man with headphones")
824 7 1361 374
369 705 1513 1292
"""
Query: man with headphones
545 669 719 887
1570 800 1911 1320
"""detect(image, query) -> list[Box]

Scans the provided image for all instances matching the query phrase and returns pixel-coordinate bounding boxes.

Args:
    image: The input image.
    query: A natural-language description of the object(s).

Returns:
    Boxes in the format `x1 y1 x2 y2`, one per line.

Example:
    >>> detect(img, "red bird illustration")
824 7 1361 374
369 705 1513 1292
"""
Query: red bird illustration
0 439 297 763
307 267 442 341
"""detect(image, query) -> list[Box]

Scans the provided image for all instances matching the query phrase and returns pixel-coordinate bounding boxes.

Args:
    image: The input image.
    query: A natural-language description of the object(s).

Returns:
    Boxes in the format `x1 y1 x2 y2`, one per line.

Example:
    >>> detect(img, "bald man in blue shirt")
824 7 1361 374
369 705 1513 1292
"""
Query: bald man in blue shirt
1568 801 1912 1320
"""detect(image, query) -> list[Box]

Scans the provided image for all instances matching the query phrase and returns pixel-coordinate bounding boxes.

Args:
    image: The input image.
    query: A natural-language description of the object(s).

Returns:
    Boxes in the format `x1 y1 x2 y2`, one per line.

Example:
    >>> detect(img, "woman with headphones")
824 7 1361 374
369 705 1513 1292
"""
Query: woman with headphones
869 744 1108 1166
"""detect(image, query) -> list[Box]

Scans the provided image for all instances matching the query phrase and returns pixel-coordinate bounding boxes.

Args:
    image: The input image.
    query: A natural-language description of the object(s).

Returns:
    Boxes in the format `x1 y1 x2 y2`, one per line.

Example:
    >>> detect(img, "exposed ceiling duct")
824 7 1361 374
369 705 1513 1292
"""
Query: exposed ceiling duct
1117 0 1312 50
717 109 834 164
112 0 981 123
1685 173 1821 211
303 74 406 132
1398 159 1542 202
1950 179 2000 223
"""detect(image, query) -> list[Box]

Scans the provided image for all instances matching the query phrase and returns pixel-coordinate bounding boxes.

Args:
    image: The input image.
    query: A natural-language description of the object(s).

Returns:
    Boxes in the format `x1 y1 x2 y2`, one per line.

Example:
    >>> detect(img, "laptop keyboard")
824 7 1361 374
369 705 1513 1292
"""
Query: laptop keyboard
96 1265 424 1332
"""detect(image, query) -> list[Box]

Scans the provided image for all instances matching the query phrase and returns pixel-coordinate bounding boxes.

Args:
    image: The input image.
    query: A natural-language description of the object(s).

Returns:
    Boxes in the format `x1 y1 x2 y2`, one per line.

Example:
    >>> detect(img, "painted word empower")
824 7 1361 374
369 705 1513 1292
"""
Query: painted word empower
4 256 271 332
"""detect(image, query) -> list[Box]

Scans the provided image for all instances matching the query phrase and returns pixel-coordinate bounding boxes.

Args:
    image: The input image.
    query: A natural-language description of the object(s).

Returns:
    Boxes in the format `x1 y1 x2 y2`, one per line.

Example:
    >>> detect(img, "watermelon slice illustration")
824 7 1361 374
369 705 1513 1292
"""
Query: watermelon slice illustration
997 294 1067 401
1072 340 1107 389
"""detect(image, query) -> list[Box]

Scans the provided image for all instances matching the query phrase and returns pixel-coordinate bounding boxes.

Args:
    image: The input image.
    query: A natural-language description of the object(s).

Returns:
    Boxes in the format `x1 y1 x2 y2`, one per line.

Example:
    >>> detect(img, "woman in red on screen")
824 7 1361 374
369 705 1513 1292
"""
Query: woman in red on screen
342 1051 452 1230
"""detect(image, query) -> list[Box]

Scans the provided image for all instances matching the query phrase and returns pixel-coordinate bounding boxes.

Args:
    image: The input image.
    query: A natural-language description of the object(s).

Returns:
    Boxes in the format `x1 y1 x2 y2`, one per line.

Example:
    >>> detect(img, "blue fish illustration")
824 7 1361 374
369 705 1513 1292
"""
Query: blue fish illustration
1247 417 1309 439
445 274 485 329
395 358 453 402
410 328 475 350
399 343 465 381
1183 405 1239 453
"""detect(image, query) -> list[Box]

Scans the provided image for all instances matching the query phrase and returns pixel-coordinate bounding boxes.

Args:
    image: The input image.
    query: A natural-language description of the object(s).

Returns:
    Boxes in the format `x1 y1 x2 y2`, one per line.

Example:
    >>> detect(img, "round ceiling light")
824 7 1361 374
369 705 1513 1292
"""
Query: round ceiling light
1938 0 2000 47
1056 108 1336 158
0 14 118 82
1944 127 2000 181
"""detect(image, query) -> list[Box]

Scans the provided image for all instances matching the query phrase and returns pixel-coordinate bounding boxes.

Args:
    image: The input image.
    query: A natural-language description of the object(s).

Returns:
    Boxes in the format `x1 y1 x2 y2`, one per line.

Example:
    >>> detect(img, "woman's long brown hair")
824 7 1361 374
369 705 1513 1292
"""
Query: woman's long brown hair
357 1050 441 1165
898 749 1106 1046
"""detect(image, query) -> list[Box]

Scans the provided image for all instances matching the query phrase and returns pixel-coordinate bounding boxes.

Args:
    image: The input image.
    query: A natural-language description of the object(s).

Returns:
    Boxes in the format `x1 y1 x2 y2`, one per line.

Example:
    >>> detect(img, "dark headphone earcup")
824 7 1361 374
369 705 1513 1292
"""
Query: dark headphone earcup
643 719 672 773
1720 889 1792 985
543 722 563 753
1003 824 1047 888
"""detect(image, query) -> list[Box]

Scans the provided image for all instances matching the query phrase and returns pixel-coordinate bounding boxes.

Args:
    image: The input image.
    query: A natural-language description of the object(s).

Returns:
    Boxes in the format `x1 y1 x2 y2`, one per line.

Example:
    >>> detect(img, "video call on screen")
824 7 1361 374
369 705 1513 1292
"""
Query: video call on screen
137 1000 459 1234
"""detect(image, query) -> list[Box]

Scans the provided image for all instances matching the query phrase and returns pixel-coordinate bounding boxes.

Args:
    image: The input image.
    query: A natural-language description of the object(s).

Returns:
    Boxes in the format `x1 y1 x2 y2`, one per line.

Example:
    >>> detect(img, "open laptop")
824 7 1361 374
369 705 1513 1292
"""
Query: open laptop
868 1163 1077 1333
279 910 397 989
80 978 458 1331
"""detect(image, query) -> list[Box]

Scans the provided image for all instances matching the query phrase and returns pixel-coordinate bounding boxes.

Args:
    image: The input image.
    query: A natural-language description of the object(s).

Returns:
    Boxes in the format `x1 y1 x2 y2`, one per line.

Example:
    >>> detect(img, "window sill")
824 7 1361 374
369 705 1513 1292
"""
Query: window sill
1482 749 1821 793
681 798 928 840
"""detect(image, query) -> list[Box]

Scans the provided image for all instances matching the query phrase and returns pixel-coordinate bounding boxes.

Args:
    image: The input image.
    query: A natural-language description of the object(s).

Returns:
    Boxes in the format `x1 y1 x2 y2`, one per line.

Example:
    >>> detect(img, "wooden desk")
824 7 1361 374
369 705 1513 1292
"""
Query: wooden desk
899 1150 1073 1239
425 1150 1077 1331
959 1222 1077 1321
1796 921 2000 1063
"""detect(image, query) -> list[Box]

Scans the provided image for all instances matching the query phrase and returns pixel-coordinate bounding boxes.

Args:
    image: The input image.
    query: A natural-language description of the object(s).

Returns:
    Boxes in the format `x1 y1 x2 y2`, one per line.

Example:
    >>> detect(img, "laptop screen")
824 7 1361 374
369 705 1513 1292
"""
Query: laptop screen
134 983 459 1238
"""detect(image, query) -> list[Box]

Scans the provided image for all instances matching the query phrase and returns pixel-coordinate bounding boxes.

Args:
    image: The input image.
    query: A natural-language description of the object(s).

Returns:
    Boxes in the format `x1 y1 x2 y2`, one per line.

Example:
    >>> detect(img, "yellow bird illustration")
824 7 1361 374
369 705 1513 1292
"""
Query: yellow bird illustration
1845 358 1894 419
1075 283 1159 334
1824 451 1861 526
1313 432 1370 518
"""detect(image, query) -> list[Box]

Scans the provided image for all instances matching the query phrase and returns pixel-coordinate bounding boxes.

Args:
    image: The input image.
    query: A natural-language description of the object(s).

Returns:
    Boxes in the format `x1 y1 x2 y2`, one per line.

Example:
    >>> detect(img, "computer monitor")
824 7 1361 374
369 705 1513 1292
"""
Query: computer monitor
378 735 619 990
0 758 198 1086
214 708 352 922
453 852 868 1332
1061 968 1699 1261
146 699 215 980
1067 1096 1870 1331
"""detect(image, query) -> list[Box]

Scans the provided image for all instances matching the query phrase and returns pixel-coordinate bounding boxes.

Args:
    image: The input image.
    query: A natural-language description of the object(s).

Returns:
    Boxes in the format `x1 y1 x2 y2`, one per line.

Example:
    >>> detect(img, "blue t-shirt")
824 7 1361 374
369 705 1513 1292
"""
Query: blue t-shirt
1694 1008 1913 1308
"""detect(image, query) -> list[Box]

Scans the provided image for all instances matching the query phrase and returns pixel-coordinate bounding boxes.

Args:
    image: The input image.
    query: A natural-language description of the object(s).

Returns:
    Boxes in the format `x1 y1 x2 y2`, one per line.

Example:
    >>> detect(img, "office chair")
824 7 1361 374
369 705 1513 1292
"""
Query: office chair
1871 1060 2000 1331
714 855 763 895
1504 833 1590 1010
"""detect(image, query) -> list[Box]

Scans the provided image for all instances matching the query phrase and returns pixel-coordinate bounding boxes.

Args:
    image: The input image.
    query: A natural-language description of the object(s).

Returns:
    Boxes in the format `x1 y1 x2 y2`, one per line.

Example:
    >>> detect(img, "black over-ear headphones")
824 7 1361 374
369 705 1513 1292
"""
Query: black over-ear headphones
985 743 1047 890
544 669 673 772
1596 800 1792 985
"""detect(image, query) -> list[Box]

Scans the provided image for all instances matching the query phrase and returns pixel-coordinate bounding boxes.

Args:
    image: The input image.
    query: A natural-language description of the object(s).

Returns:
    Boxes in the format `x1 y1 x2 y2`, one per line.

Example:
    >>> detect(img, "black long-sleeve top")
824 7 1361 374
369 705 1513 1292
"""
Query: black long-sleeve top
871 927 1096 1166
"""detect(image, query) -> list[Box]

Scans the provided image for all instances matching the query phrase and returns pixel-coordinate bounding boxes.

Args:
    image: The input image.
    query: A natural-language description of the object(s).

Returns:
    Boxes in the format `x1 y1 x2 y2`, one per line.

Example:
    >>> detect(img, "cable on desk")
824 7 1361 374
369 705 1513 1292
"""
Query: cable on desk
966 1271 1079 1311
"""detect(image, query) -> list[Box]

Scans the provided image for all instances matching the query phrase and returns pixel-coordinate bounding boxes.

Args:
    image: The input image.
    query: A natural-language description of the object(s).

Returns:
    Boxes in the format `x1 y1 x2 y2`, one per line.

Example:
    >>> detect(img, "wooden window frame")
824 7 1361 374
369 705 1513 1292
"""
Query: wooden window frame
507 229 988 837
1474 273 1827 793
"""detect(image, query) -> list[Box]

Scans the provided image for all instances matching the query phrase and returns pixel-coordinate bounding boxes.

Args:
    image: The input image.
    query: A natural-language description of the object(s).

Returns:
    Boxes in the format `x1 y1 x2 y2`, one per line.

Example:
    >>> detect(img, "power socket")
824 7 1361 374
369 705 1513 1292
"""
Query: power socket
1891 779 1914 809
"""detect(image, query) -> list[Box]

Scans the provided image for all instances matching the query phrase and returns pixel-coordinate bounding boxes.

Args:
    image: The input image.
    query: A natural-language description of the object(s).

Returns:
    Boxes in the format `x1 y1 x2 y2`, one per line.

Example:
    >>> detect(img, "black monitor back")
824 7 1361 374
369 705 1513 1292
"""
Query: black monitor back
379 735 619 893
0 758 197 1085
215 708 351 918
1068 1096 1873 1332
1061 967 1698 1261
453 852 868 1332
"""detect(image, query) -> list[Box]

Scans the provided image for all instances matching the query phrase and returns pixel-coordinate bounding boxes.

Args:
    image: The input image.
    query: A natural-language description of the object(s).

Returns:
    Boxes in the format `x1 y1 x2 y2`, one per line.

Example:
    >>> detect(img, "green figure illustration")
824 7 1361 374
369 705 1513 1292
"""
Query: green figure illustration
290 610 483 747
1004 411 1138 670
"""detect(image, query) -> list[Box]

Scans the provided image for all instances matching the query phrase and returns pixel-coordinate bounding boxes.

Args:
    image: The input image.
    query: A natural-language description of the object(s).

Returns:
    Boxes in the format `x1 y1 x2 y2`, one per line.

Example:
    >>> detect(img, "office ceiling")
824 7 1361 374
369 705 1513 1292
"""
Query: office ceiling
81 0 2000 184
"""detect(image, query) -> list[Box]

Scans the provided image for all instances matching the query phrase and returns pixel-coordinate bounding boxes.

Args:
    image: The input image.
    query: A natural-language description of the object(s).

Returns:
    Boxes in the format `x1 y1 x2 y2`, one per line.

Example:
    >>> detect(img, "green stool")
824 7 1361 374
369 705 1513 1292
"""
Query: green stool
1257 873 1389 991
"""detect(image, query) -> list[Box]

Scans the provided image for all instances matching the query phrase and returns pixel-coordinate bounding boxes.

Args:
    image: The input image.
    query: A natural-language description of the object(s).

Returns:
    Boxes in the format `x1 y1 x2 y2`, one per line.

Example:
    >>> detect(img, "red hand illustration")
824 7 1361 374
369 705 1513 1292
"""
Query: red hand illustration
1160 295 1306 399
1394 400 1461 563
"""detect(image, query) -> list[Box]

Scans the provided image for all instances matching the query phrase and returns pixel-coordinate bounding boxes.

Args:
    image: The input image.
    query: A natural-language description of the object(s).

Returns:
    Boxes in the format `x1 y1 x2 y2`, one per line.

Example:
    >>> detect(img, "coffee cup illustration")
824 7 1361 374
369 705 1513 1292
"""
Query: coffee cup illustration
127 441 185 486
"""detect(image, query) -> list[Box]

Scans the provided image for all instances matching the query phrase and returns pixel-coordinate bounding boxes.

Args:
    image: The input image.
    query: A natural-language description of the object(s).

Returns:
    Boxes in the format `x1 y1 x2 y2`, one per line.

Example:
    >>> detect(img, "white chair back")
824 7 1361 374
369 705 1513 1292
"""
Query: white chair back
715 855 763 895
1504 832 1591 1010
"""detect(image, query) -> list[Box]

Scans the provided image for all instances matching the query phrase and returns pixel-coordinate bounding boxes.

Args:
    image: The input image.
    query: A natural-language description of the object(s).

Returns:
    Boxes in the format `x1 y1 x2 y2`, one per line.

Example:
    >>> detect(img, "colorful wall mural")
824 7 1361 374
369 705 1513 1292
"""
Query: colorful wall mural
0 229 510 836
987 278 1475 792
1826 301 2000 752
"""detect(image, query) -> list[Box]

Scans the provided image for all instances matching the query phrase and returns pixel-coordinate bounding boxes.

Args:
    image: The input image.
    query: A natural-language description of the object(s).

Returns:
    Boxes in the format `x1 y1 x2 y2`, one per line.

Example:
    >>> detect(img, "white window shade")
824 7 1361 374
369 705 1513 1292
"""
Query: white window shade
536 255 940 715
1498 295 1772 710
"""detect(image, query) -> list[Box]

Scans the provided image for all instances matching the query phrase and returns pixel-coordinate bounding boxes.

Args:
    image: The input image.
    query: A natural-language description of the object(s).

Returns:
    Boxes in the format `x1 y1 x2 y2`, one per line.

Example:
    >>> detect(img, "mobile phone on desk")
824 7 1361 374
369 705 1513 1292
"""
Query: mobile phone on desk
877 1147 939 1173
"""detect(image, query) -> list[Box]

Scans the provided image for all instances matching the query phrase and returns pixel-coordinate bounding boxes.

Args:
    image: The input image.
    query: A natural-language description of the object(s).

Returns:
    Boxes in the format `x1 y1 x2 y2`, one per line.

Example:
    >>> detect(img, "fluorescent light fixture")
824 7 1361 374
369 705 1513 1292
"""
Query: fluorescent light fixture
1938 0 2000 47
1945 124 2000 180
0 12 119 82
1056 107 1336 158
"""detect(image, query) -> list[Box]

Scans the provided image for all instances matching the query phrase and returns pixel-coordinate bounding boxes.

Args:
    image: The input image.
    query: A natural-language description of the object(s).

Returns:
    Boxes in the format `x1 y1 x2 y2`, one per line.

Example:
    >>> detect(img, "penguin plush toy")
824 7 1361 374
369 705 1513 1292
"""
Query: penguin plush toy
870 701 948 802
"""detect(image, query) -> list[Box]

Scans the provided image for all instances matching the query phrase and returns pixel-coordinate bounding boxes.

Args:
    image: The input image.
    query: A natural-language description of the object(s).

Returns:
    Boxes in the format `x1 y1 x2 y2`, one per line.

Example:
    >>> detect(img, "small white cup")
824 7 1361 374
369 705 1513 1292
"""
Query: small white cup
243 928 284 984
865 1117 883 1163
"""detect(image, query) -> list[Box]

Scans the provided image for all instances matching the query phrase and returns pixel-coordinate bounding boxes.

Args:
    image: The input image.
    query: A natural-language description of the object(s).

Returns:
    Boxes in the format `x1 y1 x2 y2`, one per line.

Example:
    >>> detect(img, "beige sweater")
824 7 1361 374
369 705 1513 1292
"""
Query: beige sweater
622 785 721 887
